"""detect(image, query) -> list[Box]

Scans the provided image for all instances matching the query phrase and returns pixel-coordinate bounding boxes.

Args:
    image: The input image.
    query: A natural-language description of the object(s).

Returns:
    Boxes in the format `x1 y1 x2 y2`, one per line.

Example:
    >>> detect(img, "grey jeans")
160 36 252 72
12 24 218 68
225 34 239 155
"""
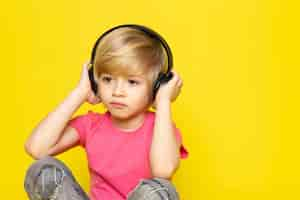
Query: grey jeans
24 155 180 200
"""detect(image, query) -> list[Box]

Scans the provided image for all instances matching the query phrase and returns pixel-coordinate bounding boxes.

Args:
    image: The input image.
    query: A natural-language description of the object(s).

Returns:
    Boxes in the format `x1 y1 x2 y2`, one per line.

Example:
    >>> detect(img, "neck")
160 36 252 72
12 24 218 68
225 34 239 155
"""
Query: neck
110 112 147 132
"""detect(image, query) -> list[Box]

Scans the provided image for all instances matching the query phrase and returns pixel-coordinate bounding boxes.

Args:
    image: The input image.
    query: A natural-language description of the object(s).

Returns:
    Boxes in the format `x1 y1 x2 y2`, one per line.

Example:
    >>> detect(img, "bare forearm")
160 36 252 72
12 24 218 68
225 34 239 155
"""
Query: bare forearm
150 100 180 176
25 87 87 156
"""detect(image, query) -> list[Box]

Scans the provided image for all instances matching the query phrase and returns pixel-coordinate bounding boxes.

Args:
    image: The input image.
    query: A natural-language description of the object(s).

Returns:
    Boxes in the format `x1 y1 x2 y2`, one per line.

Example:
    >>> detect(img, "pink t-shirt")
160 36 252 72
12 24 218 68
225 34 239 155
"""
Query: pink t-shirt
67 110 189 200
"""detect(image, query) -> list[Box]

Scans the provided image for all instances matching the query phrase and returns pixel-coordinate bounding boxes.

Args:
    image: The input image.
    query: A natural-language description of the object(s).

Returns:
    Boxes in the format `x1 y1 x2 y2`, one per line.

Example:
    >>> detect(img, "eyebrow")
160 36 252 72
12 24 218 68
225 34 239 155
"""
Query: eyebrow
128 75 143 78
102 73 144 79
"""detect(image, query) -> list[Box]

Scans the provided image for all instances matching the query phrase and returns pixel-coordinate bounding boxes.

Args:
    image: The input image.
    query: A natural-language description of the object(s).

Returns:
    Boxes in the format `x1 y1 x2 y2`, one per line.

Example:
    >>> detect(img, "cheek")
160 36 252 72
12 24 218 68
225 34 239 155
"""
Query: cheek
130 88 152 101
98 87 110 100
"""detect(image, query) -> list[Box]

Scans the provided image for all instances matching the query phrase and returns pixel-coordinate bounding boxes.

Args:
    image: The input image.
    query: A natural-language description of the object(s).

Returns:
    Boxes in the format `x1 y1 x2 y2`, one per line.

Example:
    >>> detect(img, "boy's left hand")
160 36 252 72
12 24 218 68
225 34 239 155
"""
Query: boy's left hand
153 70 183 108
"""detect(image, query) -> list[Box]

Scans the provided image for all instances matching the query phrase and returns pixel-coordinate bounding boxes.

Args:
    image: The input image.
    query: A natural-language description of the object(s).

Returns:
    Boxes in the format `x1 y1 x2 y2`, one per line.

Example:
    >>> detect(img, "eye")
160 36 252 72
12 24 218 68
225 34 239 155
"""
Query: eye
102 76 112 83
128 80 139 85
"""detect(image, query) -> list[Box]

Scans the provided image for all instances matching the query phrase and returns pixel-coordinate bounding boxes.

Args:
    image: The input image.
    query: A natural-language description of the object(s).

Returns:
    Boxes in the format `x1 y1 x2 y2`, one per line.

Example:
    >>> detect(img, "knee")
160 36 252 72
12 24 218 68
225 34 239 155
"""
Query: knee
25 155 58 175
127 177 180 200
29 155 57 165
24 155 66 181
24 156 65 199
24 155 62 192
34 155 59 164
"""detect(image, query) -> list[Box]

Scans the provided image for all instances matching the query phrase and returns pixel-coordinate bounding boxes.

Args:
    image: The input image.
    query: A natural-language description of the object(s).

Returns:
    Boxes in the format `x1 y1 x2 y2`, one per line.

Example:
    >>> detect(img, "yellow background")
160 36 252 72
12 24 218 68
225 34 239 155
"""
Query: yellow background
2 0 299 199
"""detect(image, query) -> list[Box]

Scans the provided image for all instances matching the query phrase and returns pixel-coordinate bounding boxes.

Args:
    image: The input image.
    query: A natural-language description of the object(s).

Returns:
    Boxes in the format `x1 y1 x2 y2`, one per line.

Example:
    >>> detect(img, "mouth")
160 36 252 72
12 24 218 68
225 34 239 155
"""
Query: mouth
110 102 127 108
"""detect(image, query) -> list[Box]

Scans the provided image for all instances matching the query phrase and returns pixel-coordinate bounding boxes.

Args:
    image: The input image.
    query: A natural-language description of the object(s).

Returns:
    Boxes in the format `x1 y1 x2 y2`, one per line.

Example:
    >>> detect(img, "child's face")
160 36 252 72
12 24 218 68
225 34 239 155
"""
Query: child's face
98 72 153 119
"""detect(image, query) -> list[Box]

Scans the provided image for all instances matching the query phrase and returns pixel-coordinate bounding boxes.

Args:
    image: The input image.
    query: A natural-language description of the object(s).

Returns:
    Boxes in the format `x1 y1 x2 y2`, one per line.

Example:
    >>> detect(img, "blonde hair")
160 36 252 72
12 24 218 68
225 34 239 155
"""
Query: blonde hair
92 27 168 91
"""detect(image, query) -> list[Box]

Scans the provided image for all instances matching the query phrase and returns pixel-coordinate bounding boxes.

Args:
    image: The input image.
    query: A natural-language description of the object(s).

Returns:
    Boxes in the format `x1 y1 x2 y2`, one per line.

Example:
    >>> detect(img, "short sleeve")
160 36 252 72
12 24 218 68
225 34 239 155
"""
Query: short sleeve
173 124 189 159
67 110 97 148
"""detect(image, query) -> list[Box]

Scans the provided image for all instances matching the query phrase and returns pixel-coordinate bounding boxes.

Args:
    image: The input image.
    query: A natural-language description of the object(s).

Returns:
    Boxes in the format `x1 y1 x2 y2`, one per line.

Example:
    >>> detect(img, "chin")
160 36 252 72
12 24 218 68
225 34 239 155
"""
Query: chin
112 108 147 121
109 109 132 119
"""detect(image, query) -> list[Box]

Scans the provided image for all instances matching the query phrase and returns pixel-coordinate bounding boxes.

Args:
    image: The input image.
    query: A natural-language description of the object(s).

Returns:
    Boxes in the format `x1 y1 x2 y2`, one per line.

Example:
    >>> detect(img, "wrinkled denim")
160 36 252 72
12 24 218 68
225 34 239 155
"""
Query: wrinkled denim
24 156 179 200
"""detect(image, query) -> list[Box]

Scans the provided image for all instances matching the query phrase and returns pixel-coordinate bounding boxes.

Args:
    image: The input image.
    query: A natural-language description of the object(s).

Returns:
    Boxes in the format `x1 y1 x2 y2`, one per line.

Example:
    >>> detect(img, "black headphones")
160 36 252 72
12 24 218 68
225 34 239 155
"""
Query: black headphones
88 24 174 102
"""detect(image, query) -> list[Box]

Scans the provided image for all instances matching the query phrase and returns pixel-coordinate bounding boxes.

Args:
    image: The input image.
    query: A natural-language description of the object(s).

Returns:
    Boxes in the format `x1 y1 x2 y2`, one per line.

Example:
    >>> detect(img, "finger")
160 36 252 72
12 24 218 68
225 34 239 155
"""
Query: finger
87 95 93 103
89 95 100 105
172 70 182 82
177 79 183 87
92 98 101 105
172 70 182 85
90 92 100 101
175 76 182 86
171 70 178 78
83 62 89 69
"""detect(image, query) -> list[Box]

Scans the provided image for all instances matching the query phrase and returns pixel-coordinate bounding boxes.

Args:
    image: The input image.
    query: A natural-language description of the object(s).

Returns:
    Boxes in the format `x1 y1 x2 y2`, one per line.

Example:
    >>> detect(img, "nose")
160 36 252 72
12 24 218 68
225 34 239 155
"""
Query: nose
112 80 126 97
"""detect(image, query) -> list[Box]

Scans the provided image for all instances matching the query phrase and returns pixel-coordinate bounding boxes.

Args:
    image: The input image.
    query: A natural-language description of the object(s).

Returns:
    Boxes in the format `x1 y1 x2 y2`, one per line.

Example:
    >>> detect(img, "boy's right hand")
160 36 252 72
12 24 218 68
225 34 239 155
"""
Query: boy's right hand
76 62 102 105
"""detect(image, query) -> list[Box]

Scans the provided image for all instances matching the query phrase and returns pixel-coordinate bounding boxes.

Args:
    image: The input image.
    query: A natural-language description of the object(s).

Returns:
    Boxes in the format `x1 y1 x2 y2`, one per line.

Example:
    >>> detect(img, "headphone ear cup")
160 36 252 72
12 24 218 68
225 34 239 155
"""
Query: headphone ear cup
152 71 174 101
163 71 173 83
152 72 165 101
88 65 98 95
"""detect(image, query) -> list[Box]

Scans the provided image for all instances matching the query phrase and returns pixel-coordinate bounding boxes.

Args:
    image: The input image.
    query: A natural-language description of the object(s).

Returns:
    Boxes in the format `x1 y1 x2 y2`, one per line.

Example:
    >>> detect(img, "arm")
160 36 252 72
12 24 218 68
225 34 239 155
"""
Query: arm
150 100 181 179
24 87 87 159
149 70 183 179
24 63 100 159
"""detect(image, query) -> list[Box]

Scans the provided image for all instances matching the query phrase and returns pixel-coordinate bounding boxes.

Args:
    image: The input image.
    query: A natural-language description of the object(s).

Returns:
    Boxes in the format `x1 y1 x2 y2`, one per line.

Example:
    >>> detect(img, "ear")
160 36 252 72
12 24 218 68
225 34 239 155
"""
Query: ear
149 97 157 110
146 94 156 110
95 91 102 101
